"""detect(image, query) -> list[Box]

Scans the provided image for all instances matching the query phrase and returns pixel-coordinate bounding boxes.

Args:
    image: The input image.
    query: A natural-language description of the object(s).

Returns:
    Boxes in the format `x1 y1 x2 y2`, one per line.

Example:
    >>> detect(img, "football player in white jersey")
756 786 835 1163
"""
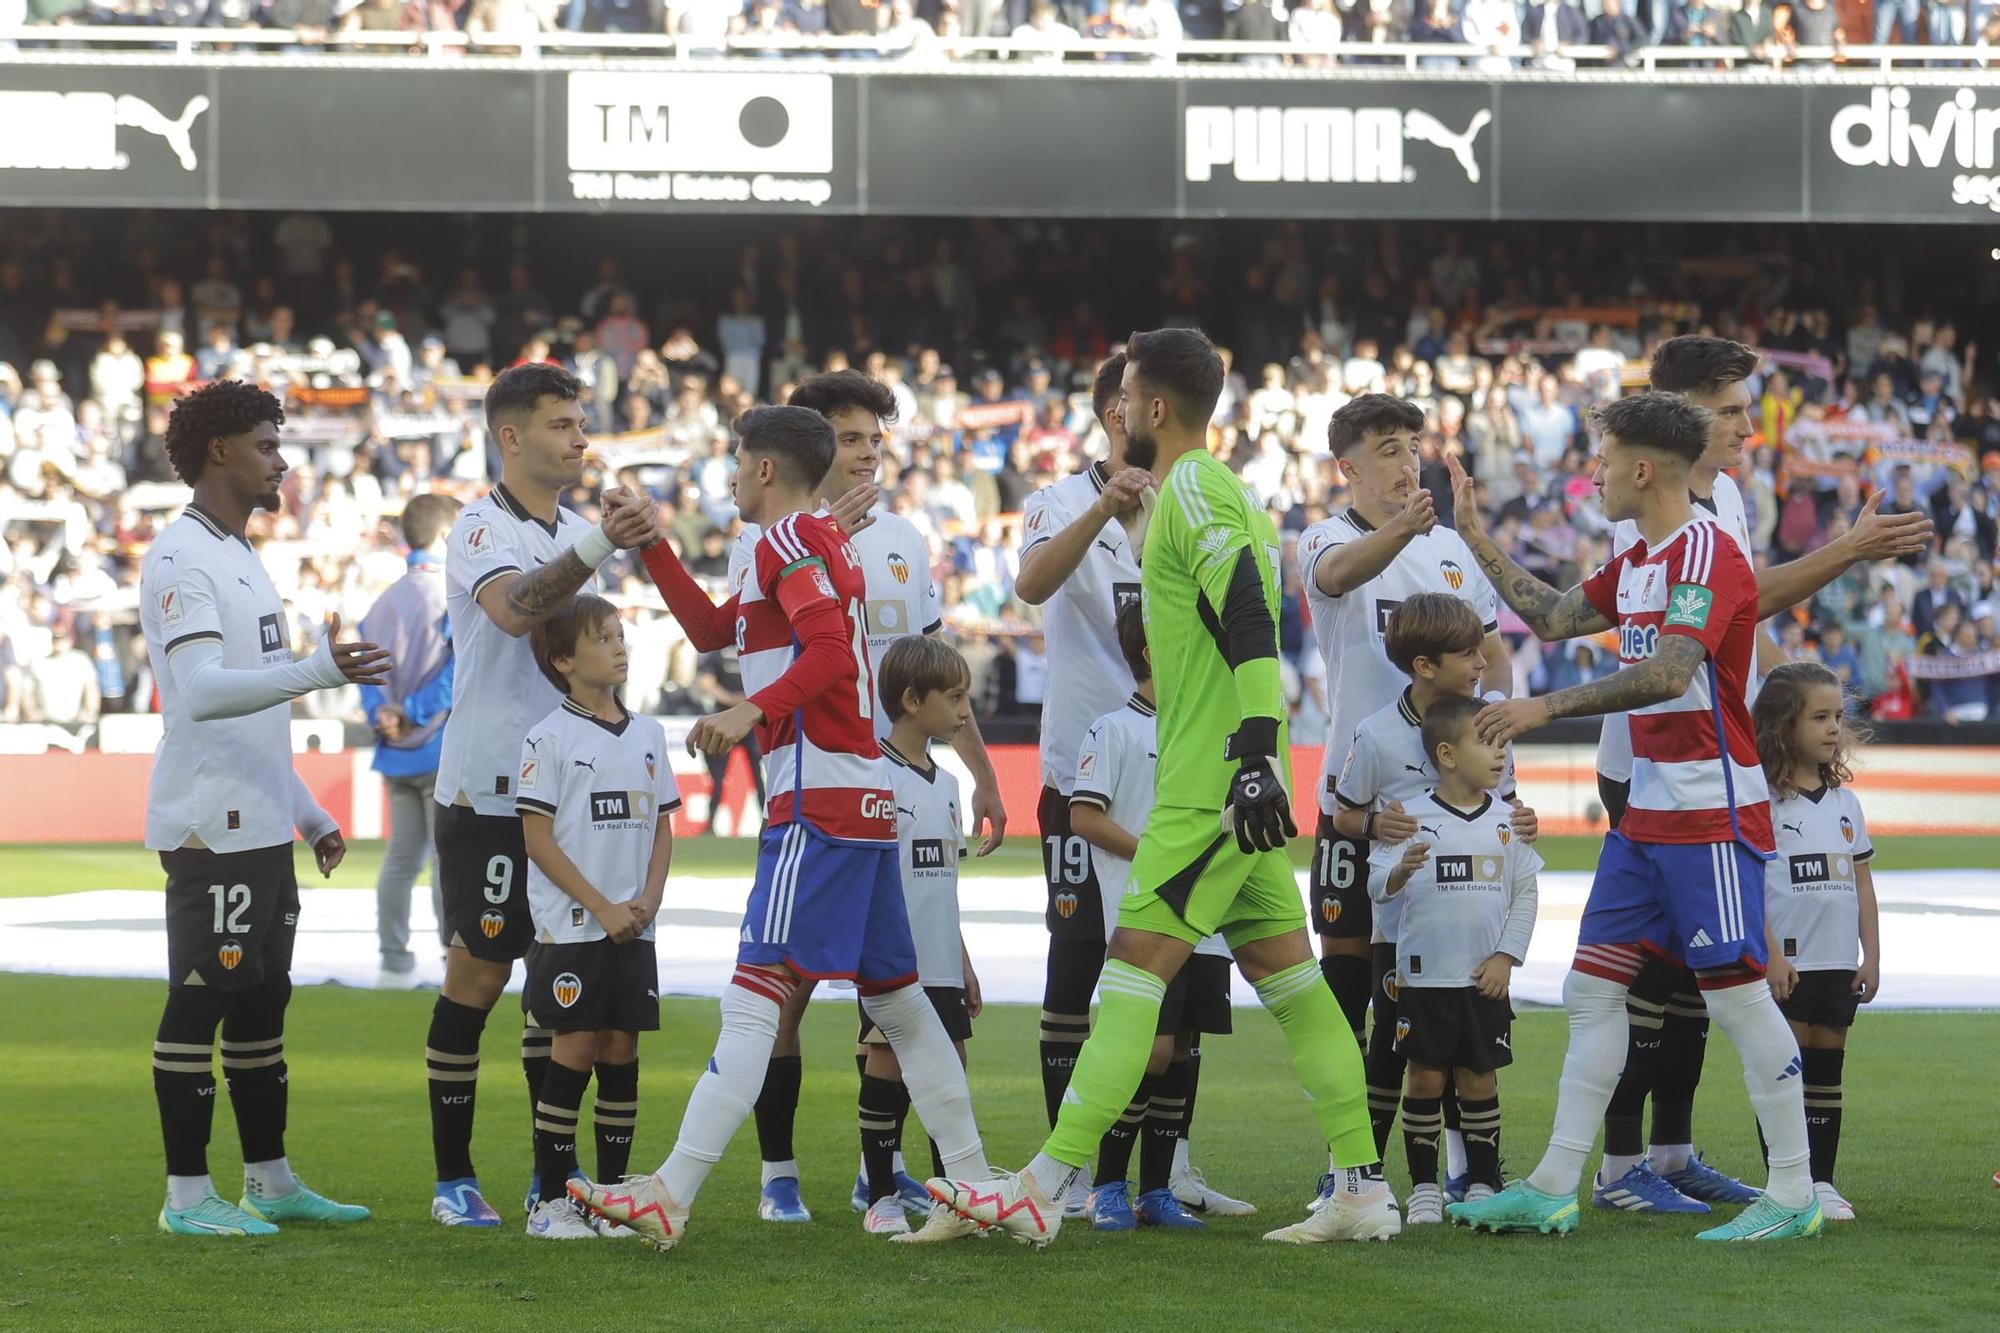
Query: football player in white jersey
1014 354 1156 1164
1298 395 1509 1156
1589 337 1931 1213
141 381 390 1236
427 364 660 1229
729 371 1007 1223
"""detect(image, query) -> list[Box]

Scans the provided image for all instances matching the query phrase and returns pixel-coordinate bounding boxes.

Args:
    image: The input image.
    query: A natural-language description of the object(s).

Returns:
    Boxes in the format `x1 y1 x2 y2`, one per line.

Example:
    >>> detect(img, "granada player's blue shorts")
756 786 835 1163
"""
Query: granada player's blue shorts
1580 831 1772 974
738 818 918 990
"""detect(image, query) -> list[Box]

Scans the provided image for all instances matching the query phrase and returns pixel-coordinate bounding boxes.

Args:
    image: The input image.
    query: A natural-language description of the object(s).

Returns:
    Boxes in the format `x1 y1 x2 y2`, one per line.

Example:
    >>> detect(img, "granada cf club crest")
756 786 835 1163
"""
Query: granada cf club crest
1055 891 1079 919
1395 1018 1411 1044
888 553 911 585
217 940 243 971
553 972 584 1008
1498 825 1511 846
1839 815 1855 844
480 909 506 939
1439 559 1465 591
1321 897 1341 925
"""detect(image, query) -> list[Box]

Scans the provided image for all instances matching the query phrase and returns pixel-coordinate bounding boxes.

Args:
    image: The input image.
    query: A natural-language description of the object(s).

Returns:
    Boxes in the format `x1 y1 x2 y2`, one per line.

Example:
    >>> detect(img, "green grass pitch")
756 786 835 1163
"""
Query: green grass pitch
3 837 1997 1329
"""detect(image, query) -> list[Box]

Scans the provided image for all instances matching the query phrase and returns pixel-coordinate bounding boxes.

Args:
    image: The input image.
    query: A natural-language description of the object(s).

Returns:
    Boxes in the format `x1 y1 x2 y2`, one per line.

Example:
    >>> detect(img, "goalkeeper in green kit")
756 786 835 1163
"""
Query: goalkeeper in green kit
928 328 1399 1246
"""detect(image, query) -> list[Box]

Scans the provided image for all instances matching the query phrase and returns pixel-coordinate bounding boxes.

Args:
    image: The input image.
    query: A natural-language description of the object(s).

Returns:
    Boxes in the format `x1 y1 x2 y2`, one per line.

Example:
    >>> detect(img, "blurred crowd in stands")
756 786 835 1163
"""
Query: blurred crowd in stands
10 0 2000 66
2 210 1998 736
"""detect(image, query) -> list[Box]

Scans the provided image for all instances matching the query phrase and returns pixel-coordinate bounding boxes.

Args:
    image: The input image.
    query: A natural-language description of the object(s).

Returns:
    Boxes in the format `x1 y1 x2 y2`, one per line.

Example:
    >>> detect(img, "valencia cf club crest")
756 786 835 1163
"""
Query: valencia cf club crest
1395 1018 1411 1044
1382 973 1400 1001
1439 559 1465 591
217 940 243 971
1321 897 1342 925
553 972 584 1008
888 553 911 585
480 909 506 939
645 751 657 784
1055 891 1079 919
1839 815 1855 844
1498 825 1511 846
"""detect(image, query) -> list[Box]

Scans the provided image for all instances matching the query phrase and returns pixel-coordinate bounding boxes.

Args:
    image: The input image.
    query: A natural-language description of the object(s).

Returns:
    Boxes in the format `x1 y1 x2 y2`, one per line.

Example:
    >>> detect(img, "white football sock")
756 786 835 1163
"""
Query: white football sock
1445 1129 1468 1180
1702 979 1814 1209
167 1173 215 1211
243 1156 297 1200
1026 1152 1083 1204
1600 1152 1646 1184
862 984 988 1179
659 977 783 1207
760 1158 799 1187
1172 1137 1192 1176
1648 1143 1694 1176
1527 970 1632 1197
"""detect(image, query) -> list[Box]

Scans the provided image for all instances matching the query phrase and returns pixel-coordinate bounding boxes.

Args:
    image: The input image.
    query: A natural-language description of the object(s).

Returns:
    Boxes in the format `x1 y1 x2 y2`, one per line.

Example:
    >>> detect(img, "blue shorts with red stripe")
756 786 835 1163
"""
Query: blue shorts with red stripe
737 818 918 991
1579 831 1772 974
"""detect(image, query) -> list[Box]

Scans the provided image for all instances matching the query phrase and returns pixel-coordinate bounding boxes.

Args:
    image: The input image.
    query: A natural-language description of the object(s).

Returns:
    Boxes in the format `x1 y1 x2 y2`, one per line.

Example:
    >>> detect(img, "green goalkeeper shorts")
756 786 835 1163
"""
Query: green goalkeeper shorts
1121 805 1305 952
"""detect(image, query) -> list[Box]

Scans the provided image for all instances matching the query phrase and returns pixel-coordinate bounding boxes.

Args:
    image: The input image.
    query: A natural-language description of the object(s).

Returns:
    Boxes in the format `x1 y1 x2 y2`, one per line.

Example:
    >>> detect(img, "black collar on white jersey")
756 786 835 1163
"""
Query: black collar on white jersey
1429 791 1494 822
1796 784 1829 805
562 697 630 736
1397 687 1422 728
1342 507 1376 535
880 738 936 782
1088 460 1109 493
184 503 251 548
492 482 560 537
1127 692 1157 717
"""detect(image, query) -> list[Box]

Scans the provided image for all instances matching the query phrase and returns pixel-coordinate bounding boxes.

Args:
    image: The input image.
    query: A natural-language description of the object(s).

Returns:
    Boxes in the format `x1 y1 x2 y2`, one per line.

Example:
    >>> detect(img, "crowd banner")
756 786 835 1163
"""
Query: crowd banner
6 60 2000 222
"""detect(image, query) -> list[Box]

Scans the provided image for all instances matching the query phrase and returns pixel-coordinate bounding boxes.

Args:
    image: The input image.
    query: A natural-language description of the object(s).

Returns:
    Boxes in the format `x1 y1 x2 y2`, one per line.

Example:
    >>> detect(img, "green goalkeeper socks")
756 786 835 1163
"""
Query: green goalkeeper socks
1255 959 1379 1168
1041 960 1166 1169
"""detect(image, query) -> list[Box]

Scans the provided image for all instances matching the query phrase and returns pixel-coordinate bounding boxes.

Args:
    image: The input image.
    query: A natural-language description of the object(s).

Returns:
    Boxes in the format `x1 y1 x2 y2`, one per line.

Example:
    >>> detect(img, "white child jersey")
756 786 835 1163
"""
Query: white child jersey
732 507 941 739
1301 508 1499 816
1764 783 1874 972
1333 687 1517 945
514 699 681 944
438 484 594 816
1021 462 1143 793
140 505 333 853
1367 790 1541 989
1070 694 1231 961
882 739 968 988
1596 473 1754 783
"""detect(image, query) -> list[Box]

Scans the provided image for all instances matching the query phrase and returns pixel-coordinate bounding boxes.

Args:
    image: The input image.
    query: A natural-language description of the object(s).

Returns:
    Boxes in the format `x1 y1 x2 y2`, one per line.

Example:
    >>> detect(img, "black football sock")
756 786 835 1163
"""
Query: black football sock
1401 1094 1444 1188
1094 1074 1157 1188
521 1024 553 1164
1459 1095 1503 1189
1802 1047 1845 1185
154 987 230 1181
534 1060 590 1204
1321 954 1371 1046
754 1054 803 1168
221 973 292 1168
1364 1012 1406 1159
1140 1057 1192 1196
1649 986 1710 1155
593 1059 638 1183
426 996 489 1182
859 1074 903 1204
1040 939 1102 1127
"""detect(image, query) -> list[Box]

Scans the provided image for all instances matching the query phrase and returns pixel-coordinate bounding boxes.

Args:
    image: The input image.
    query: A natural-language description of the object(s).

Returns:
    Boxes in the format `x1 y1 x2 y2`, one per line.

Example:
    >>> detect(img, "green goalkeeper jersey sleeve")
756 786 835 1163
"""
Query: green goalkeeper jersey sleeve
1142 449 1291 811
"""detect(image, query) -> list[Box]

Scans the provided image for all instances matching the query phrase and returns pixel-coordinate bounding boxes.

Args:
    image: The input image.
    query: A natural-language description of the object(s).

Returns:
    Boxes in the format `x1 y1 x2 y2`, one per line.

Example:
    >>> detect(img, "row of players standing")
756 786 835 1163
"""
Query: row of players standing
131 329 1921 1242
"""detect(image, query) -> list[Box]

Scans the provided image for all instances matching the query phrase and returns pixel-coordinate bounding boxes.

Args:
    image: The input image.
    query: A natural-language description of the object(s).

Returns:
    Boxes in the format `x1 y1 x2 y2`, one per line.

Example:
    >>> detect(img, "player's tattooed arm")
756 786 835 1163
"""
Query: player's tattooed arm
475 555 598 639
1476 638 1705 744
1445 454 1609 642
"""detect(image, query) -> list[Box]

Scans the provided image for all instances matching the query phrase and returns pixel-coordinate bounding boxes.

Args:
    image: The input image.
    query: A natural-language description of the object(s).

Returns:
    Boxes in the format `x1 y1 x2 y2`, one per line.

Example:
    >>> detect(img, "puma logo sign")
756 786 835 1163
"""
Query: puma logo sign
1781 822 1805 837
1404 764 1429 776
1402 108 1493 184
1095 540 1118 556
572 758 597 773
116 94 210 171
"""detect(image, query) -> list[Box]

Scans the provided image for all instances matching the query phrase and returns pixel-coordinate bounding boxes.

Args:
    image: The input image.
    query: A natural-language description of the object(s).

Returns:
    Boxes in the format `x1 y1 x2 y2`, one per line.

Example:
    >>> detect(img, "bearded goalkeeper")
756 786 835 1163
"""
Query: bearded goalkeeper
929 328 1398 1246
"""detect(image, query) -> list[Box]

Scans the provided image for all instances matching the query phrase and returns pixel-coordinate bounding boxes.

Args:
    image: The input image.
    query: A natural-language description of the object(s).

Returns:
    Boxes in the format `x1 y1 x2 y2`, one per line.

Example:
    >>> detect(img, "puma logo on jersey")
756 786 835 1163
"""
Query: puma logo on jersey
1095 540 1119 556
896 805 918 820
1404 764 1429 776
573 759 597 773
1419 824 1441 839
236 577 253 590
1781 822 1805 837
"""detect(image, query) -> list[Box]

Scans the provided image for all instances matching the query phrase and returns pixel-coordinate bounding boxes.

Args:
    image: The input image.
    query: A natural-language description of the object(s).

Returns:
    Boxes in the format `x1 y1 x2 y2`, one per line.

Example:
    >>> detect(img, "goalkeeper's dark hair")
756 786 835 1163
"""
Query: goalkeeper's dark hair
1116 599 1149 683
164 380 285 484
1648 336 1760 397
1385 592 1485 675
1328 393 1425 458
530 594 621 695
1419 693 1484 771
788 369 899 426
1125 328 1223 427
1092 352 1127 425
